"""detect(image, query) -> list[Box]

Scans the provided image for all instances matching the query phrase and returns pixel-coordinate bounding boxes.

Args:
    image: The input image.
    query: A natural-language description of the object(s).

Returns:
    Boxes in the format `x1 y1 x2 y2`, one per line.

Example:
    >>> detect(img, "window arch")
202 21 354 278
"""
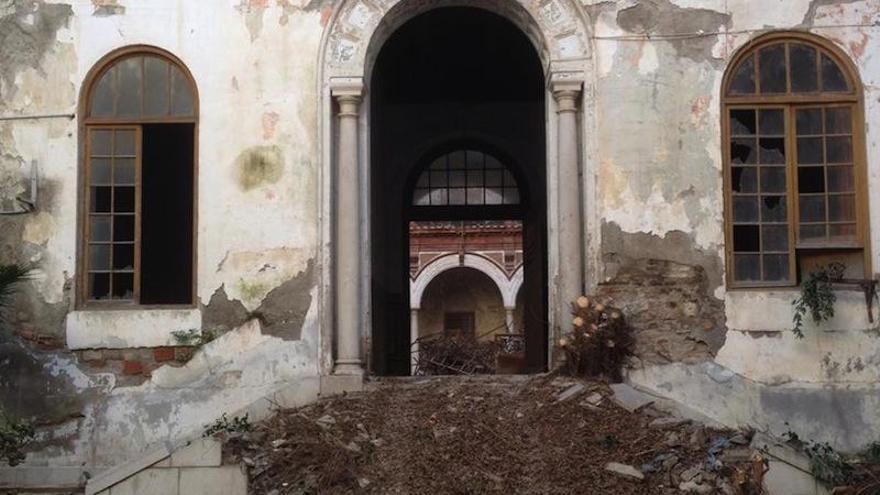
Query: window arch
722 32 867 287
80 46 197 305
412 149 520 206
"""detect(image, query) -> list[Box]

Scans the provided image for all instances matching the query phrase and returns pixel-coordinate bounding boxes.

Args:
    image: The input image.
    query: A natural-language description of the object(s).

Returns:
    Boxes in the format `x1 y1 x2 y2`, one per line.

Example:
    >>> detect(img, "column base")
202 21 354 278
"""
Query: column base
320 373 364 397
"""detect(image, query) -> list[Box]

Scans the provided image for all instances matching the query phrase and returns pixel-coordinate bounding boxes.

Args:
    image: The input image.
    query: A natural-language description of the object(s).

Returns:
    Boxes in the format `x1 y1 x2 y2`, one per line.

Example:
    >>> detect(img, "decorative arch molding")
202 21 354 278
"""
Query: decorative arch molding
317 0 599 378
410 253 518 310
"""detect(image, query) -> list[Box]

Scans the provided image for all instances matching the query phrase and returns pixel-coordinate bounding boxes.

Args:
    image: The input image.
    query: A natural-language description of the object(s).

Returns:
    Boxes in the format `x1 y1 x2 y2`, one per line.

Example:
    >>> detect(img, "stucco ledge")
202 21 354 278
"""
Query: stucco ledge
65 309 202 350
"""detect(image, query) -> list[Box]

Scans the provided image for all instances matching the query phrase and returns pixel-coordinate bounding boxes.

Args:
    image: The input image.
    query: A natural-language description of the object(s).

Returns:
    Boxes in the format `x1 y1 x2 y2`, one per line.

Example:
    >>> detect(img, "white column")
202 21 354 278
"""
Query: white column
553 80 584 319
332 80 364 376
410 308 419 375
505 307 515 333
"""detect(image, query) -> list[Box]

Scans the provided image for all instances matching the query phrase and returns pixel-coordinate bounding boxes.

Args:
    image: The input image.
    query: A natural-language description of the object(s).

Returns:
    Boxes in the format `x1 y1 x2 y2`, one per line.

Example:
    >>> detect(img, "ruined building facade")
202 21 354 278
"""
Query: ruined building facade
1 0 880 487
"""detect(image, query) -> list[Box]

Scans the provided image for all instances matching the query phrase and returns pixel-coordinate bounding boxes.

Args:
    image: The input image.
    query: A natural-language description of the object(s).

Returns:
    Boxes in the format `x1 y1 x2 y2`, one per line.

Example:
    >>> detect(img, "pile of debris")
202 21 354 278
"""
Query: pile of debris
222 375 769 494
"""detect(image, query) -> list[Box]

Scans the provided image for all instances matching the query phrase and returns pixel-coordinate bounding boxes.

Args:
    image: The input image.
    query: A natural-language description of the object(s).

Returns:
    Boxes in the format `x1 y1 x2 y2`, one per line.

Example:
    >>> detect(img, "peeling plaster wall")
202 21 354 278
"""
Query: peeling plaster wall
1 0 880 470
0 0 327 469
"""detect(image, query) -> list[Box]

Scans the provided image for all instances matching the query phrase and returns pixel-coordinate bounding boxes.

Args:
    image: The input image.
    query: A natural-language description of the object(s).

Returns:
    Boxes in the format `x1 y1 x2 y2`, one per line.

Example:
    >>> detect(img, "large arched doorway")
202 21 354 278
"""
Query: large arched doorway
370 7 547 375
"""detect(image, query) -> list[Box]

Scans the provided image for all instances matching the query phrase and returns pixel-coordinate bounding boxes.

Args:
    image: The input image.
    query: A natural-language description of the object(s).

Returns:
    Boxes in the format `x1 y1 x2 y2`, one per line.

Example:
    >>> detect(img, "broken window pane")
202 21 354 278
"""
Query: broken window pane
728 55 755 94
732 167 757 193
797 167 825 193
821 54 849 92
731 139 757 164
759 138 785 164
733 225 760 252
761 195 787 222
790 44 818 92
113 215 134 242
759 44 786 93
112 273 134 299
112 244 135 270
89 273 111 300
730 109 756 135
91 187 112 213
114 187 135 213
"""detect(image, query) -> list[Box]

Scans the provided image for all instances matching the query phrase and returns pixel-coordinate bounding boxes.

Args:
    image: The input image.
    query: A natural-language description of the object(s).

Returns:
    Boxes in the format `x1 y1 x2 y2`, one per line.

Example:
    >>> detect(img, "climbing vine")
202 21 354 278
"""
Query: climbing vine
792 262 845 339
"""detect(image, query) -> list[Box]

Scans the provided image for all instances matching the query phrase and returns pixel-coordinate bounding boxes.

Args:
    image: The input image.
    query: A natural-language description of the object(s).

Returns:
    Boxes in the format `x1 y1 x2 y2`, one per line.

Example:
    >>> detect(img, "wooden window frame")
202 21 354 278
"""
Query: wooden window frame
722 32 870 289
78 45 199 309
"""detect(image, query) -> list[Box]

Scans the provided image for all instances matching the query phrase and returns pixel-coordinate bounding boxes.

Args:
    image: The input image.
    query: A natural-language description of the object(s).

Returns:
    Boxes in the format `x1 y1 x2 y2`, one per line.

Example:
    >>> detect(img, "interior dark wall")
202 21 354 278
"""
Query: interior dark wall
370 7 547 375
140 123 194 304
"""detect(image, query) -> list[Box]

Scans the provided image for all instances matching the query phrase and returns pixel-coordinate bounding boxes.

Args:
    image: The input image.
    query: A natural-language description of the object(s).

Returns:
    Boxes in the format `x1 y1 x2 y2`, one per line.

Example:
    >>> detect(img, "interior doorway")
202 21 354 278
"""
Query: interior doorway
369 7 547 375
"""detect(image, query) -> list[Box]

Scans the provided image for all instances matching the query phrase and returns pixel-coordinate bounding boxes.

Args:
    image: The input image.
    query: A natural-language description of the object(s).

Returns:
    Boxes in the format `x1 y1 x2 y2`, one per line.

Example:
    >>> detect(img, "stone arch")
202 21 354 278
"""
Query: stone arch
411 253 516 309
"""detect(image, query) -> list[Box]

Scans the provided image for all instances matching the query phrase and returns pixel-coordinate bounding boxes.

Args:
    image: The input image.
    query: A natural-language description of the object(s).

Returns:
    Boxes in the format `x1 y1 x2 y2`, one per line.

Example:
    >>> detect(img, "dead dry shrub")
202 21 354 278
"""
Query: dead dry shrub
557 295 634 382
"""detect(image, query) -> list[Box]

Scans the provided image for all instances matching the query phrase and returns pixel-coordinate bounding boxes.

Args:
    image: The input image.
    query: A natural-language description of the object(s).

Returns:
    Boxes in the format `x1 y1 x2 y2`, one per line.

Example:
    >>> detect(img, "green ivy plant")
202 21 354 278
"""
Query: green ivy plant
171 328 216 347
792 262 845 339
203 413 253 438
0 263 31 324
0 416 35 467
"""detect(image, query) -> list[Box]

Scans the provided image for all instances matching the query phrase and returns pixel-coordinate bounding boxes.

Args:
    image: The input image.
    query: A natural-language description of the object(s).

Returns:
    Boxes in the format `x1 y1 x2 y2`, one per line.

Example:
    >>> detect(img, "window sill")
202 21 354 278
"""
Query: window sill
725 290 876 332
65 308 202 350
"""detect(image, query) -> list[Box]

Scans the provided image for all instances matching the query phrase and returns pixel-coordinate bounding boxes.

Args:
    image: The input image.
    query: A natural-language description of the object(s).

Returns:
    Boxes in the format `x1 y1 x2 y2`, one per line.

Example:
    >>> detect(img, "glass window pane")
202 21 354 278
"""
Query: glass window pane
115 130 135 156
429 188 447 205
759 109 784 135
729 55 756 94
90 187 112 212
449 170 465 187
89 273 111 300
430 157 445 170
760 167 786 193
800 224 826 241
485 170 503 187
485 155 502 169
790 44 818 92
829 223 856 241
466 188 483 204
448 188 466 205
415 173 429 188
827 166 854 192
448 151 465 169
796 108 823 135
413 189 430 205
502 170 516 187
89 244 111 270
825 107 851 134
430 171 447 187
114 158 135 185
733 225 760 252
113 244 135 270
91 158 112 185
466 170 483 187
797 137 823 164
826 136 852 163
466 150 483 169
114 186 135 212
116 57 142 118
112 273 134 299
485 188 503 205
733 196 759 222
799 195 826 222
503 188 520 205
89 216 111 242
797 167 825 193
734 254 761 281
761 195 787 222
822 54 849 92
759 138 785 164
731 138 757 164
762 225 789 252
91 130 112 155
171 66 194 116
732 167 757 193
759 44 786 93
730 109 756 135
144 56 170 117
829 194 856 222
91 69 115 117
113 215 135 242
763 254 790 281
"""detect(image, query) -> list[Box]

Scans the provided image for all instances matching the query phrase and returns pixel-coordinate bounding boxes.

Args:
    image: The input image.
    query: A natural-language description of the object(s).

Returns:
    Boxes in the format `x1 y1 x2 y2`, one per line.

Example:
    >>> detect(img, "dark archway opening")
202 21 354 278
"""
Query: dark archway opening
370 7 547 375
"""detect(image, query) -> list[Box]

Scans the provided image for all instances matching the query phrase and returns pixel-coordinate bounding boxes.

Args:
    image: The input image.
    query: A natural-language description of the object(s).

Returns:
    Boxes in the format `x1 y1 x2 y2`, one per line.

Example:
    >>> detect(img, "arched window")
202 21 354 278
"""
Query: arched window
412 150 520 206
81 47 197 305
723 33 867 287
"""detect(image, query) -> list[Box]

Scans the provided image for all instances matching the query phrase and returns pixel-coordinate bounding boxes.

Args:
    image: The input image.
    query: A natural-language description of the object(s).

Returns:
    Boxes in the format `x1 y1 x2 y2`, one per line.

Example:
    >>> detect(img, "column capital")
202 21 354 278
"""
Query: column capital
330 77 364 117
551 80 582 114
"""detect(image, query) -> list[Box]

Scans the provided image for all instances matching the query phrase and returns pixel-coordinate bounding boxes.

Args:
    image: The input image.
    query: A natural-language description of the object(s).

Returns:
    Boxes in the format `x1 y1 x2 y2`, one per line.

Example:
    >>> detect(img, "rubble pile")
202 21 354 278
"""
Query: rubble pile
222 375 768 494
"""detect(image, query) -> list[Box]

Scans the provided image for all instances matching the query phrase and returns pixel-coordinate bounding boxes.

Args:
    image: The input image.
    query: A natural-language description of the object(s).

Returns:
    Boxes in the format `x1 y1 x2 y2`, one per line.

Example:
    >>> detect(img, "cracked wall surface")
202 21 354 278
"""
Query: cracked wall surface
0 0 879 472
